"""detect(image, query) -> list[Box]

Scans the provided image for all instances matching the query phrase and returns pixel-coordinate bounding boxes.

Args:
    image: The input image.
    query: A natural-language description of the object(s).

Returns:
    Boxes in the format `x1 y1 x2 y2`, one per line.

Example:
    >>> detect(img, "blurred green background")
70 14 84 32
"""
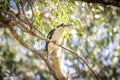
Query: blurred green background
0 0 120 80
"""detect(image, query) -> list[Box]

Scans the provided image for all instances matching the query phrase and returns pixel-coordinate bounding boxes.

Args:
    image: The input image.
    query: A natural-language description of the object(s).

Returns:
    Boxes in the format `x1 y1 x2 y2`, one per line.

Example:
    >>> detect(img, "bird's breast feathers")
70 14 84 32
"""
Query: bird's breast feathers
51 27 65 43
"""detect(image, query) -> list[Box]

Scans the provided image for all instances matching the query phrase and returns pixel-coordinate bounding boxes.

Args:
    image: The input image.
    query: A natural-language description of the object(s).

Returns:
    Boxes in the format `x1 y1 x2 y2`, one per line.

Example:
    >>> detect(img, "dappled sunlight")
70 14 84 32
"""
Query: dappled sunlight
0 0 120 80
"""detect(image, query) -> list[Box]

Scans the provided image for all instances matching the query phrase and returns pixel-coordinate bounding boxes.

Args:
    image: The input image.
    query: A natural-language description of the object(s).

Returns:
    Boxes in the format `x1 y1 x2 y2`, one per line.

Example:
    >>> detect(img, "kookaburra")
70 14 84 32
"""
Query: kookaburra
46 23 71 55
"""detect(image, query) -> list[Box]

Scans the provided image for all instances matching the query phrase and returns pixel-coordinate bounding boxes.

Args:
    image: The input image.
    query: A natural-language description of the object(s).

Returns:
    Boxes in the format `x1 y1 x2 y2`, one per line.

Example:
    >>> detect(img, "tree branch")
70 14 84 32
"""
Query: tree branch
0 11 59 79
81 0 120 7
7 26 59 80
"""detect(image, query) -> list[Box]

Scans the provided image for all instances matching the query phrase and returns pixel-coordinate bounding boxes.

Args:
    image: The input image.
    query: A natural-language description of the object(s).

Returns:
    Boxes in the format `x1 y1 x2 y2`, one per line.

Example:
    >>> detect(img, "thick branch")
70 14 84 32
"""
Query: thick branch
7 27 59 80
9 27 59 80
0 13 59 79
81 0 120 7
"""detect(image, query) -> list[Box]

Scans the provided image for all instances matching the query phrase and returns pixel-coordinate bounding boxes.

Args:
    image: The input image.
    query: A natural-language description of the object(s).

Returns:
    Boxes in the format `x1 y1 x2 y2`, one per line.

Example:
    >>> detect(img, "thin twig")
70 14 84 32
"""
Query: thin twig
17 2 45 37
58 44 100 80
27 0 34 22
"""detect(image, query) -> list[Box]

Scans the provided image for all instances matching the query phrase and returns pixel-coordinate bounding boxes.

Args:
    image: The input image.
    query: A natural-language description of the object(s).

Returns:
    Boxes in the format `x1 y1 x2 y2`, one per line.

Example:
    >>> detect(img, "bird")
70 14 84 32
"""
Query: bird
45 23 71 56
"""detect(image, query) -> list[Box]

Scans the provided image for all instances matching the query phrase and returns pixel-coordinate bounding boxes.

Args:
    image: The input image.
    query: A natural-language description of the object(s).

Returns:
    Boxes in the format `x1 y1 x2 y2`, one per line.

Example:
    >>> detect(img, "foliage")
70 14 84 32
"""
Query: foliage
0 0 120 80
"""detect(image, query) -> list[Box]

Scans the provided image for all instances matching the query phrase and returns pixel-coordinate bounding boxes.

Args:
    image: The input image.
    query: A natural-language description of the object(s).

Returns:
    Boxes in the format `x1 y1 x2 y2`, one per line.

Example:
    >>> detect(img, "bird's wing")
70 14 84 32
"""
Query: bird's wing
47 29 55 39
45 29 55 51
